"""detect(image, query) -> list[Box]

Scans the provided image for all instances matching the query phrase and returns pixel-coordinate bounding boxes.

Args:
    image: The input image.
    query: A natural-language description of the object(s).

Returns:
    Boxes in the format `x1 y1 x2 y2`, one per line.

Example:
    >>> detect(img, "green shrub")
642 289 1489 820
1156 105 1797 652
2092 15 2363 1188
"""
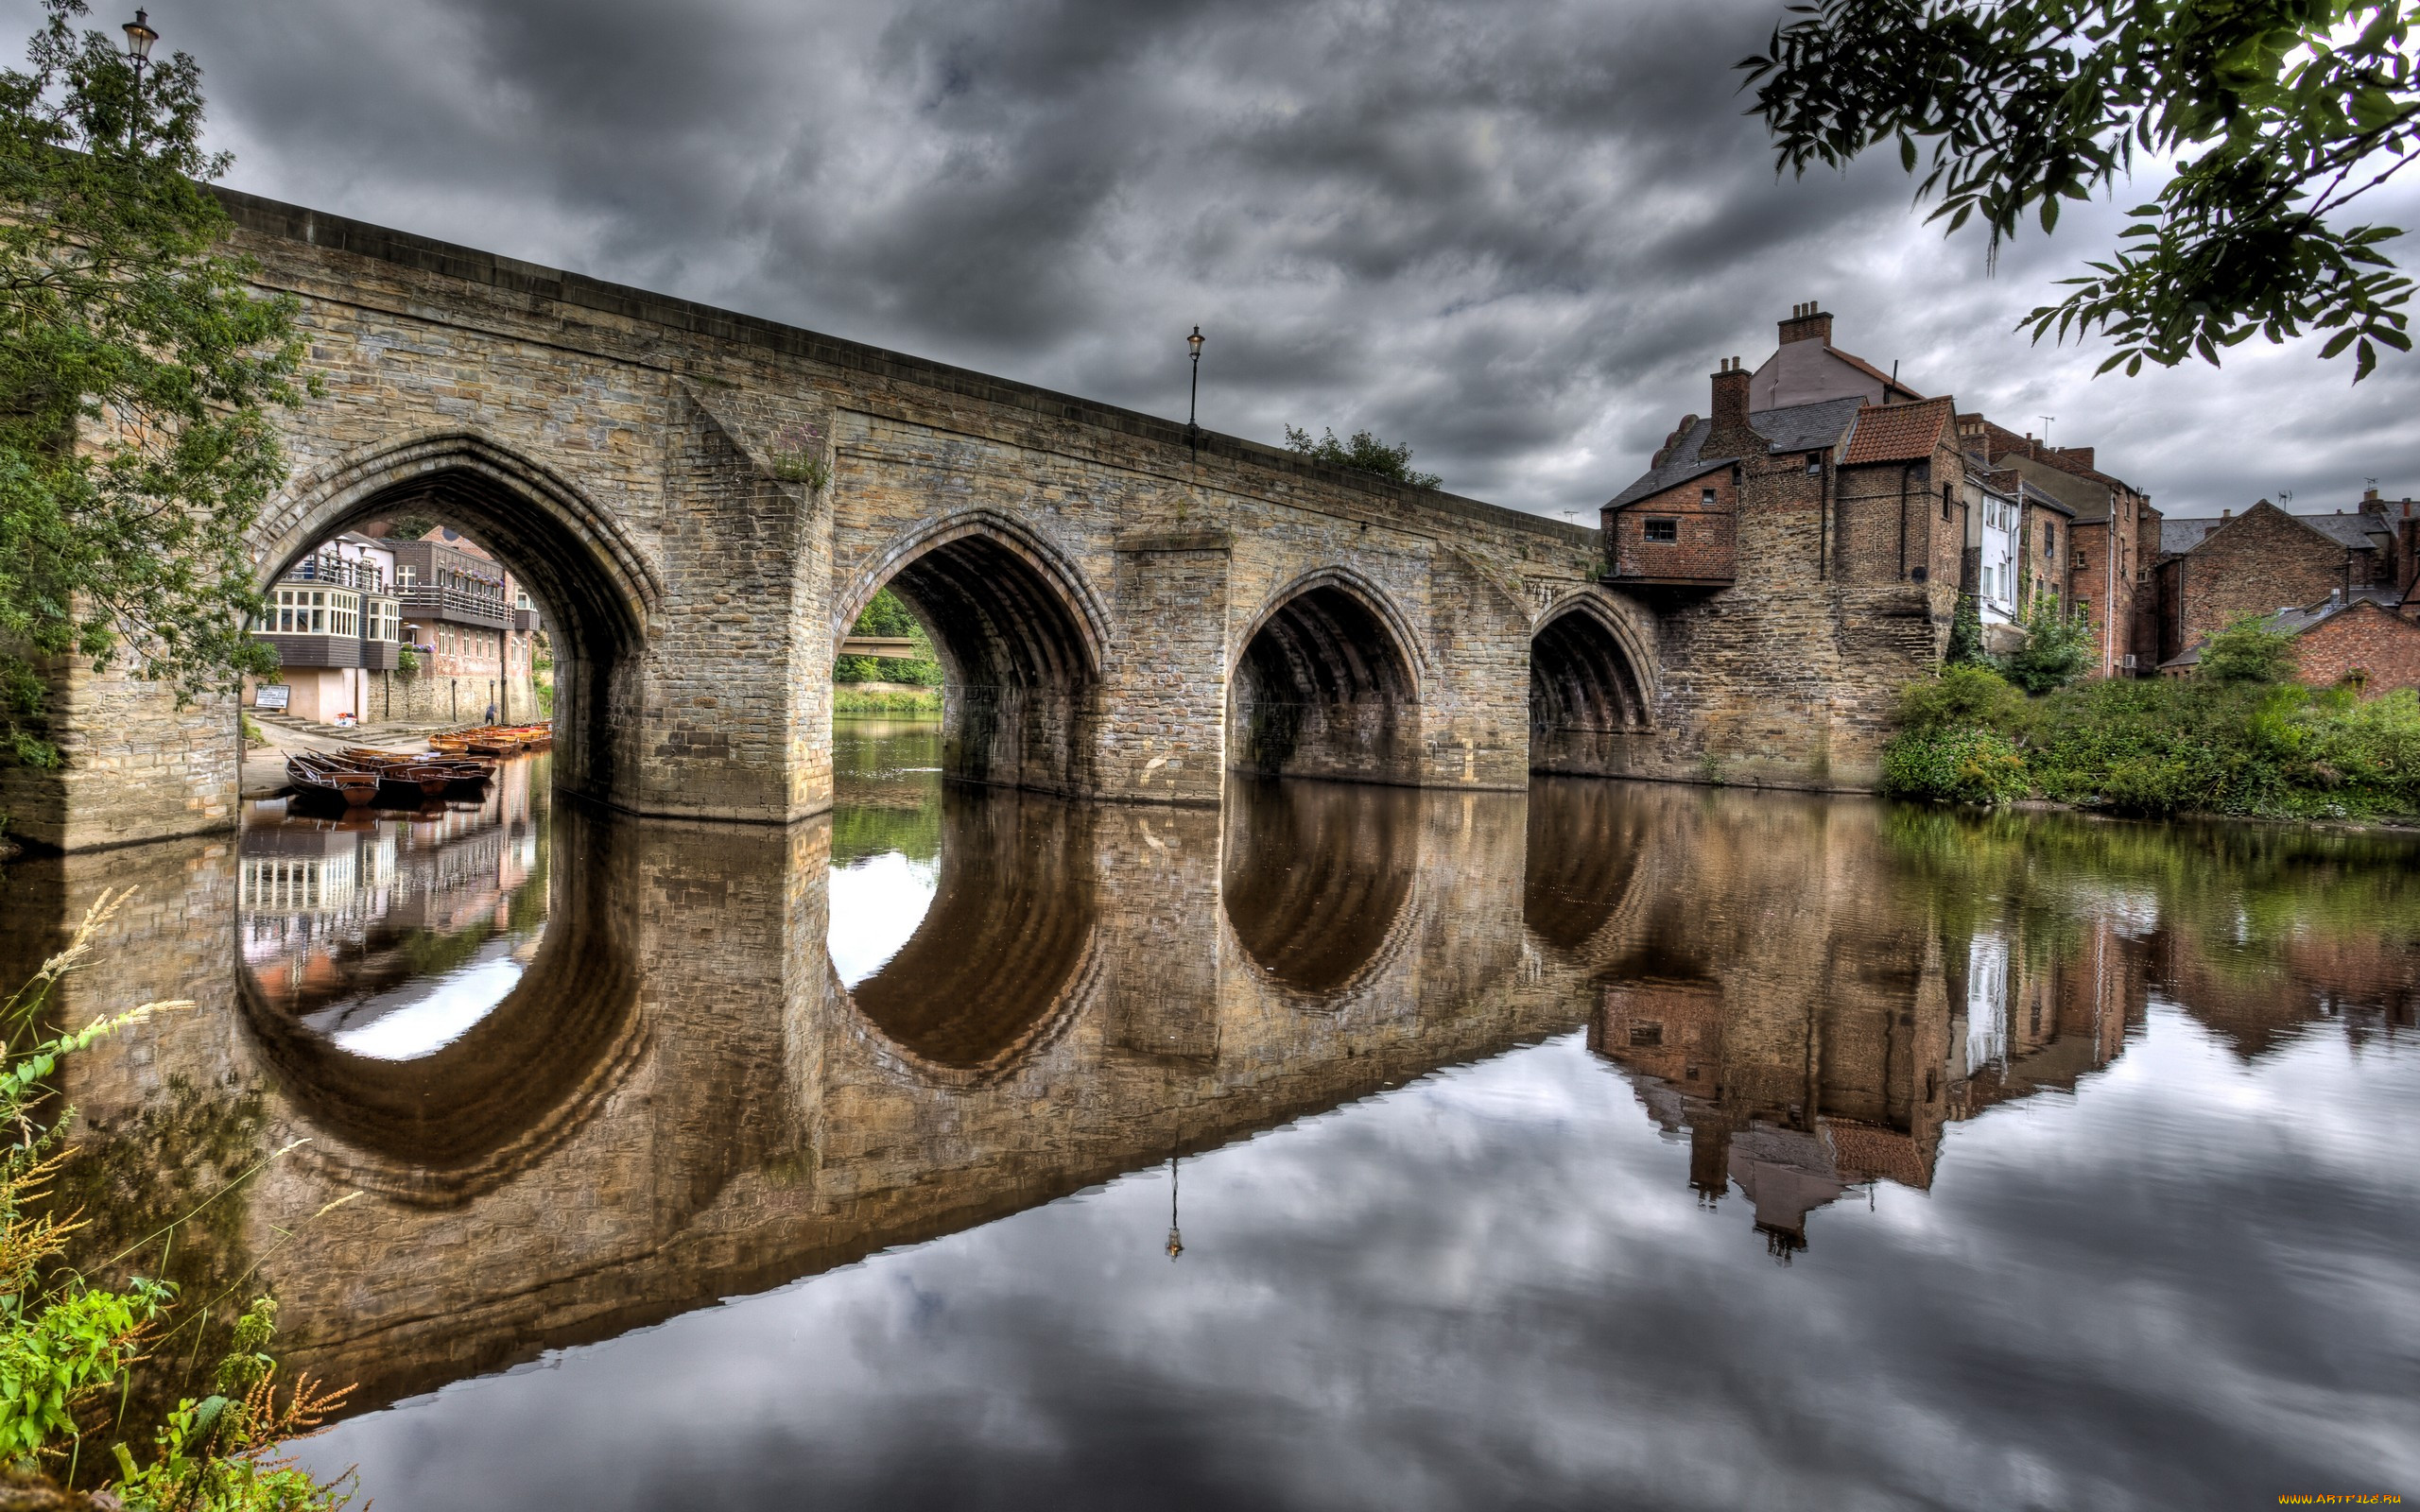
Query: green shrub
2003 602 2096 694
1880 726 2030 803
2198 614 2299 683
1945 593 1987 666
1895 664 2029 735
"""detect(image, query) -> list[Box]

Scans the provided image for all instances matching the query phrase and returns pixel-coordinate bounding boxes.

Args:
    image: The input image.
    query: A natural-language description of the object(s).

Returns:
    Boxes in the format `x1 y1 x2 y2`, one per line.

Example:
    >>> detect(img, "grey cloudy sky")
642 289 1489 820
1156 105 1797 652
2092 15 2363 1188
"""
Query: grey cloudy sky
26 0 2420 519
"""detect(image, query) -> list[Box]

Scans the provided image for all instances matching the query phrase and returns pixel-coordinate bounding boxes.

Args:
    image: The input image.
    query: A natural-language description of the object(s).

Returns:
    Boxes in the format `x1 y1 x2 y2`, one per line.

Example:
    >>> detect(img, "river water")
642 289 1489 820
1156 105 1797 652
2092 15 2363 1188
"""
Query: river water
1 717 2414 1509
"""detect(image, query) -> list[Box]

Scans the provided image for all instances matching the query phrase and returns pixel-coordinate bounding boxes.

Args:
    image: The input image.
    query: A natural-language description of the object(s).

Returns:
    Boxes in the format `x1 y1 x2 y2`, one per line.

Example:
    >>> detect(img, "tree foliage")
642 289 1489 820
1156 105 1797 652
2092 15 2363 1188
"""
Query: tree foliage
2198 611 2302 681
1282 425 1444 489
1741 0 2417 378
835 587 941 686
2003 601 2098 693
0 0 309 767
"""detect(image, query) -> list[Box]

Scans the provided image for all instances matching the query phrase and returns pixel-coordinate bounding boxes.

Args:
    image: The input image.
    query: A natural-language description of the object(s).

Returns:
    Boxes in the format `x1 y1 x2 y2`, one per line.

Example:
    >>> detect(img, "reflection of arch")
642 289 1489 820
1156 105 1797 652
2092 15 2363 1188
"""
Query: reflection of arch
1228 570 1425 782
236 802 647 1209
1221 778 1419 999
838 786 1098 1086
1523 776 1650 957
838 511 1108 794
256 432 663 796
1530 593 1655 777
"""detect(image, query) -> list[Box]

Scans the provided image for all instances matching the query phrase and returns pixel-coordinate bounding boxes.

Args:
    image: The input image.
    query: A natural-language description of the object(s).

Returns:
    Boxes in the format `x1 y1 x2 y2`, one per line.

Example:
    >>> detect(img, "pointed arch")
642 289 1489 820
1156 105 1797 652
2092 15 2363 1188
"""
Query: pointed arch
836 509 1111 795
1228 567 1426 783
1530 590 1656 776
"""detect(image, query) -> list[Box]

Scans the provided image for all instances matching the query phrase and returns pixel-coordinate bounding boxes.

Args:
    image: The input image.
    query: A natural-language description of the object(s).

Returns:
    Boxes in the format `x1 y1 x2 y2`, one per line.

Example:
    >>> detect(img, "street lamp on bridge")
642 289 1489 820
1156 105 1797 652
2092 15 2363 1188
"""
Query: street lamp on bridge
1186 325 1204 449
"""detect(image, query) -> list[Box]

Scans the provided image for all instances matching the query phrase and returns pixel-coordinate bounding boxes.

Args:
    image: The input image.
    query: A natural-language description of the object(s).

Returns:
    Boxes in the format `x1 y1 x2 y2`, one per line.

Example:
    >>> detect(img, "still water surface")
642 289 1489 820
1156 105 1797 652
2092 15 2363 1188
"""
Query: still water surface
3 718 2415 1509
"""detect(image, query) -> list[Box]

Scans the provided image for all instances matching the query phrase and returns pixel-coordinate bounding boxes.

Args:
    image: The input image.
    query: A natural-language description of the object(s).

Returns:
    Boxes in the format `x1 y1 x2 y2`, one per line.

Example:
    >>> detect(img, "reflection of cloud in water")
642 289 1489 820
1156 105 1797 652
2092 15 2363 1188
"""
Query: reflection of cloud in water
829 852 939 988
306 931 538 1060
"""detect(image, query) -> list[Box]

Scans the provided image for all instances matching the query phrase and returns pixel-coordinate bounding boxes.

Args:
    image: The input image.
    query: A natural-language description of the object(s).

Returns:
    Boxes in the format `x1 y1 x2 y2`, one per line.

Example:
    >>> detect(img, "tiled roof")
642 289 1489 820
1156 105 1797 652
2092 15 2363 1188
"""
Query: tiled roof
1749 396 1865 455
1842 397 1955 466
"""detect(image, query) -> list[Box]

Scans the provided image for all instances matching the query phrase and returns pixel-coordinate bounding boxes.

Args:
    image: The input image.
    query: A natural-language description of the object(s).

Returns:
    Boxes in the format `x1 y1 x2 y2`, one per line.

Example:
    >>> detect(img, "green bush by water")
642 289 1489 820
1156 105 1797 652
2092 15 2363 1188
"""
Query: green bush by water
836 686 941 715
1879 662 2420 820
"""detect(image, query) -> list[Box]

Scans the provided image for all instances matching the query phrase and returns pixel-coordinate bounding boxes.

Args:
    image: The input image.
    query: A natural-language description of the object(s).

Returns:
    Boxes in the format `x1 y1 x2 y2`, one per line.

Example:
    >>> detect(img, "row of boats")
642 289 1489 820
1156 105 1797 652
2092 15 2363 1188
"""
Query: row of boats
285 725 548 809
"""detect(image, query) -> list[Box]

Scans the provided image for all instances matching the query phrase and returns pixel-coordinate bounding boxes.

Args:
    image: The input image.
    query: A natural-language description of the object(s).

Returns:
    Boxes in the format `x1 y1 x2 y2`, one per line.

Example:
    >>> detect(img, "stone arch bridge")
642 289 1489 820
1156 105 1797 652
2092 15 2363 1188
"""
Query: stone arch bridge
13 191 1667 850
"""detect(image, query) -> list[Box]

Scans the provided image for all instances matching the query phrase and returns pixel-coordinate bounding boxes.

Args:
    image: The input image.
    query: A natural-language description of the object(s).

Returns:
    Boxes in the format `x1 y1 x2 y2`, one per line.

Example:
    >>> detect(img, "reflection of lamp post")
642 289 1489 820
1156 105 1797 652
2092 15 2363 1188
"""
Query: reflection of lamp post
121 9 157 146
1164 1155 1184 1261
1185 326 1204 450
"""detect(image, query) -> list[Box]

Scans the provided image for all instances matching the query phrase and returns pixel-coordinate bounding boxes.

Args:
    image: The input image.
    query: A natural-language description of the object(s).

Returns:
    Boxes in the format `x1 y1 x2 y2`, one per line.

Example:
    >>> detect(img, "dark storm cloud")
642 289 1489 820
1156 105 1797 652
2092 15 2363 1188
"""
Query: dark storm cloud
13 0 2416 513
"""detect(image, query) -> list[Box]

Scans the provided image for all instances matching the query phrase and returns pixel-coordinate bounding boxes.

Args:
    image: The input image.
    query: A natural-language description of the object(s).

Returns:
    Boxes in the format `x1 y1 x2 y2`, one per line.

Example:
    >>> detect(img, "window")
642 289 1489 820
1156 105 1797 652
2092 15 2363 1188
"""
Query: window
1629 1022 1663 1048
1644 518 1679 542
1699 487 1718 507
396 566 415 589
2043 522 2057 555
1806 456 1823 476
2073 549 2088 569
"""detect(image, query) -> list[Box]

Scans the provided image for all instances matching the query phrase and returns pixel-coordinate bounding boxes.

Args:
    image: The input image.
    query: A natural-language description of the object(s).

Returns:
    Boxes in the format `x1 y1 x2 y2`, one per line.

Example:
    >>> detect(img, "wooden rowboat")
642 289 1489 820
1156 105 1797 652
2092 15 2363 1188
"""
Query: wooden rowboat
285 753 376 808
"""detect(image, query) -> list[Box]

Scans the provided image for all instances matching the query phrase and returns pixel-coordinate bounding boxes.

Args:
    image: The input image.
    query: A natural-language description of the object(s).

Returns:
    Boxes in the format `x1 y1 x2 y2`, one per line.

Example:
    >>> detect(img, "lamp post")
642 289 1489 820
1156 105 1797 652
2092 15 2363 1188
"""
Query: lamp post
1164 1155 1184 1261
1185 325 1204 448
122 9 157 146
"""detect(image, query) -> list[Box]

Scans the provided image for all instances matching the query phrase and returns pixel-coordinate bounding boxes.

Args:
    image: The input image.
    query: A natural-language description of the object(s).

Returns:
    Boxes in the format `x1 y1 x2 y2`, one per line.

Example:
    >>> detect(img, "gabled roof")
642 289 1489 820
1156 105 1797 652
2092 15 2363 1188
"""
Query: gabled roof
1827 348 1927 403
1750 396 1865 455
1842 397 1955 466
1606 452 1733 509
1606 397 1868 510
2172 499 2388 559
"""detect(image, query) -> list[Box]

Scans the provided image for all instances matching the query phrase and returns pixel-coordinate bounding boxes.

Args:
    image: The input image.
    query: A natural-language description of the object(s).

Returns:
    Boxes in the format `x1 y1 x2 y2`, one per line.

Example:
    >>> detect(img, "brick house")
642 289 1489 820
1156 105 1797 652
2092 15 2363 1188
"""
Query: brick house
2160 587 2420 696
2142 496 2412 666
1600 314 1972 782
1955 415 2159 676
369 525 544 724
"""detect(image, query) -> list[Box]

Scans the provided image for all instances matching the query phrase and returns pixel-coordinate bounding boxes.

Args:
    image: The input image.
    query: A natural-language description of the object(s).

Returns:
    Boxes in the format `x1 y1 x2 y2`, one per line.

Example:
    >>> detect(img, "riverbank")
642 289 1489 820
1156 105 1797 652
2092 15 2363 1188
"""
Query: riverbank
1880 665 2420 823
837 682 941 714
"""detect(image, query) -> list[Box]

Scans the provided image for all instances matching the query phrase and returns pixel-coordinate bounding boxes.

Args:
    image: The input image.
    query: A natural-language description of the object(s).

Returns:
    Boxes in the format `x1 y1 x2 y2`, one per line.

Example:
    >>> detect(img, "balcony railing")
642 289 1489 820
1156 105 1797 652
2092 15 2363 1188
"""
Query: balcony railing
398 585 512 629
281 555 386 593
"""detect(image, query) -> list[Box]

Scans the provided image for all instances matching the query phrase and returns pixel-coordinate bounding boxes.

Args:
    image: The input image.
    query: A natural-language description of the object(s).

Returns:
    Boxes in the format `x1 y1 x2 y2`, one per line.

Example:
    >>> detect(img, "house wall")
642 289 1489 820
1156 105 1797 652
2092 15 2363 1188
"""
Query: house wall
2290 603 2420 696
2177 504 2361 649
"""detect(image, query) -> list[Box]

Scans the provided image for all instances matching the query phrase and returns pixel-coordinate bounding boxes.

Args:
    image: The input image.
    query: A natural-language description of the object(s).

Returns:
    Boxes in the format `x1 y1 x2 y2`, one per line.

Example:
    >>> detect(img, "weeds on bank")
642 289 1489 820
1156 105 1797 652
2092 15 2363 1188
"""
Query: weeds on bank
0 890 357 1510
1881 650 2420 819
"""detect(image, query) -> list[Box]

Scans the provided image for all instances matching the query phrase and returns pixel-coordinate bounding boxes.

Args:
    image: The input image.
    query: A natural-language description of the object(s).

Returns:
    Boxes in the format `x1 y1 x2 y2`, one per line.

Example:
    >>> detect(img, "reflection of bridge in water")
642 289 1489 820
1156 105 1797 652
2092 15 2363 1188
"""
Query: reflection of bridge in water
1 778 2411 1418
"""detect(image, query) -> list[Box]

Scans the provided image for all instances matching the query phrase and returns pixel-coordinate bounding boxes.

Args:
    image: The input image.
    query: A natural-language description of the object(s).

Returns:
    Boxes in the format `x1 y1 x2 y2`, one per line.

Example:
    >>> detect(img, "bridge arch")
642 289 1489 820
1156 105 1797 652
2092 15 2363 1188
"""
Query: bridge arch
1221 779 1420 1002
259 433 663 797
233 801 648 1209
838 510 1109 796
1227 568 1426 783
1530 591 1655 777
831 787 1099 1087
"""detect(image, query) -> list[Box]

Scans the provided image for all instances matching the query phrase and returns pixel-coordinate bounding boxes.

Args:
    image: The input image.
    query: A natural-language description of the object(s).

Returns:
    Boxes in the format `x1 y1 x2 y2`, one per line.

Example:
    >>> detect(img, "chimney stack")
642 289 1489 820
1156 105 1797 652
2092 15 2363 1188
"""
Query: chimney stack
1705 356 1756 458
1777 301 1833 346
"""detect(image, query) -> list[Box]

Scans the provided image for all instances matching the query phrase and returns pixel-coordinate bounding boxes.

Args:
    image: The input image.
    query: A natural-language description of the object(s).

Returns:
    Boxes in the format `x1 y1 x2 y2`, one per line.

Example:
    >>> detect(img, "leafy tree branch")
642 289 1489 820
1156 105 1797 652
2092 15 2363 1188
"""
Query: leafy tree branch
1740 0 2417 378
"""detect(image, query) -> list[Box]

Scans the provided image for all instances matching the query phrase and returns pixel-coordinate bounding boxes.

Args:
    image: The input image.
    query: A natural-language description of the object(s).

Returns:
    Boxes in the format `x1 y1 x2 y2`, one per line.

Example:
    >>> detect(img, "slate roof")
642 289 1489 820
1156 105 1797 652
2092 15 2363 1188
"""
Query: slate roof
2159 586 2408 668
2301 508 2394 549
1749 396 1865 455
2160 516 2225 555
2020 479 2076 517
1606 418 1733 509
2160 504 2391 558
1841 397 1955 466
